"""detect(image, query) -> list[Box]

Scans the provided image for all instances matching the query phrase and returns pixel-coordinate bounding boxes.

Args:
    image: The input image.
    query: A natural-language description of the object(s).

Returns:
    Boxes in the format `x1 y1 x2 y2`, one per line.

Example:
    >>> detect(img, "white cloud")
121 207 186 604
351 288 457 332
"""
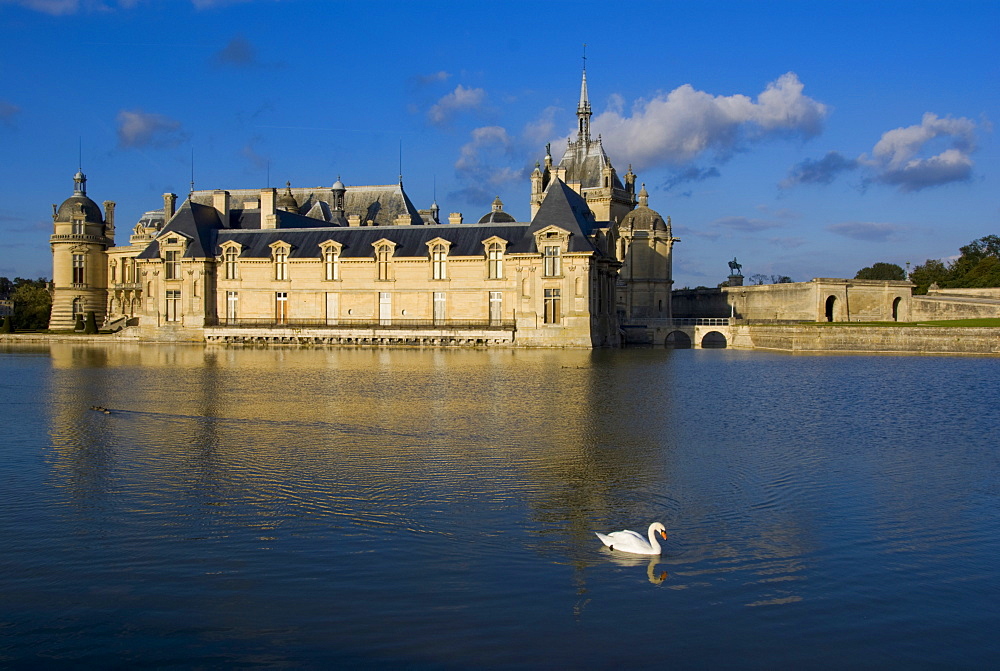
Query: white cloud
785 113 979 192
592 72 828 171
869 113 977 191
116 109 185 148
450 125 524 205
428 85 487 126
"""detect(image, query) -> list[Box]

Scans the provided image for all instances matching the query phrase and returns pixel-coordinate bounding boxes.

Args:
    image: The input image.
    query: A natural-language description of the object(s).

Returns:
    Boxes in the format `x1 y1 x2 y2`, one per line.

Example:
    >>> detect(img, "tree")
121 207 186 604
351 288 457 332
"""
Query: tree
908 259 950 294
908 235 1000 294
855 262 906 281
9 279 52 330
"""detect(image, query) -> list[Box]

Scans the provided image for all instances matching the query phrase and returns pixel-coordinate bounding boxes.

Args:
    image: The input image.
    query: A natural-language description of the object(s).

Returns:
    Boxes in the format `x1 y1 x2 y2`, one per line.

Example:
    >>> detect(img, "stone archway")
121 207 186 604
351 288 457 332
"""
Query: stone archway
665 330 692 349
701 331 727 348
892 296 902 321
825 295 837 322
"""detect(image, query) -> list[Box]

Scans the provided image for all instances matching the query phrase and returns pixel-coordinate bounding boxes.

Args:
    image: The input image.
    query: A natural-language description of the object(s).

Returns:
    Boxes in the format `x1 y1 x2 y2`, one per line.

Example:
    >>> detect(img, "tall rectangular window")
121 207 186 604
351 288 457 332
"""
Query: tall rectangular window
324 249 339 281
224 248 238 280
274 249 288 281
165 290 181 322
72 221 84 235
433 291 446 323
275 291 288 324
377 245 391 281
226 291 238 322
543 288 561 324
379 292 392 325
431 244 447 280
72 254 85 285
489 291 502 324
487 243 503 279
543 246 561 277
165 250 180 280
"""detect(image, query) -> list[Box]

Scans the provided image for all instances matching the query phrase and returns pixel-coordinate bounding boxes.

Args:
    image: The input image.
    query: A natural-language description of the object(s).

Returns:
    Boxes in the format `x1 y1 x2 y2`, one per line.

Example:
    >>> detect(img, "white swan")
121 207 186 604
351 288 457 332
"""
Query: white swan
595 522 667 555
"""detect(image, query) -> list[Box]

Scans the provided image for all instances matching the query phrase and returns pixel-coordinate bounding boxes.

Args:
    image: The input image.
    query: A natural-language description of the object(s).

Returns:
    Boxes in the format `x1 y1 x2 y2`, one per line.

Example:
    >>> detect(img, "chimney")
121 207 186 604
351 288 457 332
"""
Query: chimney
162 193 177 220
347 214 361 227
261 188 277 229
213 190 230 223
103 200 116 227
448 212 463 225
103 200 116 240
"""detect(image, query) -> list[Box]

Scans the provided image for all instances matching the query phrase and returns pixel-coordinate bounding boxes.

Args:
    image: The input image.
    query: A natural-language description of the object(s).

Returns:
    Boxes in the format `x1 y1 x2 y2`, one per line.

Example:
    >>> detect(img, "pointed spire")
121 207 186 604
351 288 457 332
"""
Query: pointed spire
576 47 592 144
638 183 649 207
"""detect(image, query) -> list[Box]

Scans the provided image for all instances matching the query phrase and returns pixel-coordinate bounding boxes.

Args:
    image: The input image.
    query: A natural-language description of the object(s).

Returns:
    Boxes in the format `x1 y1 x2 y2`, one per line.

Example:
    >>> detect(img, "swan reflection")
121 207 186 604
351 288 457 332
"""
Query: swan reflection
601 549 669 585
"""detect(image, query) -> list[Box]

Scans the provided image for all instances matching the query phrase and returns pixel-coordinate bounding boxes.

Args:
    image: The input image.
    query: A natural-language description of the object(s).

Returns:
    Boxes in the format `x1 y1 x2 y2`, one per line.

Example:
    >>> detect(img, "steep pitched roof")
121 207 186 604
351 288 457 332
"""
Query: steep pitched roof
508 178 600 254
137 200 223 259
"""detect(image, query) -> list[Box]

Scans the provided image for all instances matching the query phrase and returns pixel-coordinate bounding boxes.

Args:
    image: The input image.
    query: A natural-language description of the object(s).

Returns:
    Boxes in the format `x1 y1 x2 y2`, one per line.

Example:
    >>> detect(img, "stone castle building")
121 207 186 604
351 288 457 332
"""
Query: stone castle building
48 69 678 347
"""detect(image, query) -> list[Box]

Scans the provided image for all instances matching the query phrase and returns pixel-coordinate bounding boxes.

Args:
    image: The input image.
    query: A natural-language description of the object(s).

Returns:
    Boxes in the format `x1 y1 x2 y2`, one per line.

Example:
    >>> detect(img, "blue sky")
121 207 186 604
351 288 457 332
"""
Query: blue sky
1 0 996 287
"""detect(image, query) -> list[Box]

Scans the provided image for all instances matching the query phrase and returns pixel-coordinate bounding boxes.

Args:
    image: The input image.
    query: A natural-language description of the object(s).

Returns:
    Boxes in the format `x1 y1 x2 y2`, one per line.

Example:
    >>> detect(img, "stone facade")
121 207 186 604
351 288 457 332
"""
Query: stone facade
47 70 675 348
673 279 914 322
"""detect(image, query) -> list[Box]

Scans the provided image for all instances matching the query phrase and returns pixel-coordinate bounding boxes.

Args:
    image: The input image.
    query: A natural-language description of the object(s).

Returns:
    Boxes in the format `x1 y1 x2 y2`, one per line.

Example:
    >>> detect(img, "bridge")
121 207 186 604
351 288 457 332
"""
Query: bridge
620 317 733 348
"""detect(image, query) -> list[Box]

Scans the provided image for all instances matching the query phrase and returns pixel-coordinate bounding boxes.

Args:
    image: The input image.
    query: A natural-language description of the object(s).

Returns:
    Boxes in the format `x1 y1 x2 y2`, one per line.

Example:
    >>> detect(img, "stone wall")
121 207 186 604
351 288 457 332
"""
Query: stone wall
732 324 1000 354
910 295 1000 321
673 279 912 322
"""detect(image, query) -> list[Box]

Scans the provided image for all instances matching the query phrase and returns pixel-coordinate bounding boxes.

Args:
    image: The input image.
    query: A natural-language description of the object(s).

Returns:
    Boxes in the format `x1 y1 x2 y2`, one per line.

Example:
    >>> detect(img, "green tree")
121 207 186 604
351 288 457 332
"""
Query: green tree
855 262 906 281
10 279 52 330
908 259 950 294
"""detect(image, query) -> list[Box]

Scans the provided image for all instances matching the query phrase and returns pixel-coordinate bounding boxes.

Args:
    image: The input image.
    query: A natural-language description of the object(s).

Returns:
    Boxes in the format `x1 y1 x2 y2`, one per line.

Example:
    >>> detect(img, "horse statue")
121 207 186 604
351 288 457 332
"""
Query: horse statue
728 258 743 276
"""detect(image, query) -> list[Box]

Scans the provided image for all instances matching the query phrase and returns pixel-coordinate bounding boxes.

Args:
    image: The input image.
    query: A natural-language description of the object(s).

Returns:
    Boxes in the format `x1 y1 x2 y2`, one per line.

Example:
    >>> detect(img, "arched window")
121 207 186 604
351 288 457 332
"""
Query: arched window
224 247 239 280
487 242 503 279
376 244 392 281
431 243 447 280
273 248 288 281
323 247 339 281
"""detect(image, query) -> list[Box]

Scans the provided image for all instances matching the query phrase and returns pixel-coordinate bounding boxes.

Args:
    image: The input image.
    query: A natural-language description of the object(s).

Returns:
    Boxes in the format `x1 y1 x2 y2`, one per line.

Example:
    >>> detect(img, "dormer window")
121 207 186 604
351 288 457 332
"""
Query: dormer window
224 247 239 280
431 243 447 280
373 239 396 281
319 240 342 281
274 247 288 281
483 237 507 280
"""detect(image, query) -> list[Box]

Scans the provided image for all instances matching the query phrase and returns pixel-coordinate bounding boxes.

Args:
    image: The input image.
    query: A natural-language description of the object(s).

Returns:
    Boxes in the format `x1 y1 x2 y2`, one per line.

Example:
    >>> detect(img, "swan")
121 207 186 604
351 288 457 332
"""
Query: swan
595 522 667 555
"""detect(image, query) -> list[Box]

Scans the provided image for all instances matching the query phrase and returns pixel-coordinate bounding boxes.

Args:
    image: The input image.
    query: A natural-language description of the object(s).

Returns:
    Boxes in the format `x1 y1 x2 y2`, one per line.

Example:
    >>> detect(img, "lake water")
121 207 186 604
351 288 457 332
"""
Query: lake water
1 343 998 668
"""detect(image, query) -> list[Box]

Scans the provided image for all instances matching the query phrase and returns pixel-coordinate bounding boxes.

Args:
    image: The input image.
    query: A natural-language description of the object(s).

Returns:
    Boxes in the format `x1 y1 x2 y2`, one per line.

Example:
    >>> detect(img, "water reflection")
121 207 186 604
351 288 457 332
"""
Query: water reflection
1 343 996 667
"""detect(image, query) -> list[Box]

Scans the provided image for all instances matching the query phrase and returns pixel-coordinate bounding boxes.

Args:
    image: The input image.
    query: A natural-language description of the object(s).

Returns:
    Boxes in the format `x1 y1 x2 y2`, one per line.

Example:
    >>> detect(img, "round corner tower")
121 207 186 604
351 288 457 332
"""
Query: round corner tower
49 171 115 329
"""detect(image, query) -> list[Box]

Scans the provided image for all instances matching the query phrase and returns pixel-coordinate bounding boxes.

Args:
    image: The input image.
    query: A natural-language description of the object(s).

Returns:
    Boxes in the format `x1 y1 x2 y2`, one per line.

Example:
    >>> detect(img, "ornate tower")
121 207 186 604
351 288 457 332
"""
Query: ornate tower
531 68 636 223
49 171 114 329
611 184 679 320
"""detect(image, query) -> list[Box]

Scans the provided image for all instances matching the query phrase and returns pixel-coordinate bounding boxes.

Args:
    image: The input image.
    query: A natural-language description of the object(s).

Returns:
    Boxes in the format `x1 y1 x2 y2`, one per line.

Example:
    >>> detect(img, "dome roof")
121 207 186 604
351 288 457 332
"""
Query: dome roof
331 176 346 191
56 195 103 223
477 210 516 224
277 182 298 211
620 183 667 232
477 195 516 223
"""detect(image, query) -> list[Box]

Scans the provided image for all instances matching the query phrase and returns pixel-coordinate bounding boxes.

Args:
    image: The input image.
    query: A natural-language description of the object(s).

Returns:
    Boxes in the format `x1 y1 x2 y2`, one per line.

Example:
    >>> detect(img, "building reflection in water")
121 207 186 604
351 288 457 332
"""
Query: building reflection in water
43 342 813 604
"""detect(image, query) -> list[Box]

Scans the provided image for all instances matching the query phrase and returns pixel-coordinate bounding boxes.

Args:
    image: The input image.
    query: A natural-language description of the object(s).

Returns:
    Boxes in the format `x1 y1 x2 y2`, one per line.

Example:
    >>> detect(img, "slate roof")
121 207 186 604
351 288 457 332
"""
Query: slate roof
56 195 103 223
190 183 424 226
556 138 625 191
508 179 600 254
139 179 604 261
